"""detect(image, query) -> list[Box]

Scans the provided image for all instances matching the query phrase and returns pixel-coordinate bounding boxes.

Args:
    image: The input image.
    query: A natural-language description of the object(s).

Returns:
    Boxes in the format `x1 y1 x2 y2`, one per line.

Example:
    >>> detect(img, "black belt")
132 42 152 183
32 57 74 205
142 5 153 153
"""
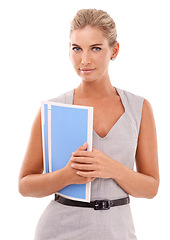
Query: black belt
55 194 130 210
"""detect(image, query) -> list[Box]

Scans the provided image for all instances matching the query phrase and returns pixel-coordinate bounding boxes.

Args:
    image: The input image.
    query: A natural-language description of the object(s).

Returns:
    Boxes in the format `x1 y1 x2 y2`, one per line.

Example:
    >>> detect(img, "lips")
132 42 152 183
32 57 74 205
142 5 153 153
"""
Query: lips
80 68 95 71
79 68 96 73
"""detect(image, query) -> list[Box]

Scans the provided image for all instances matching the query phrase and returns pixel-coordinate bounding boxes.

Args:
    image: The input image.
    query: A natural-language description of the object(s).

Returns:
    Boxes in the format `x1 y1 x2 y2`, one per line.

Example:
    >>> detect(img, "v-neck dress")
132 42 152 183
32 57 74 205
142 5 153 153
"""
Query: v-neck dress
34 87 144 240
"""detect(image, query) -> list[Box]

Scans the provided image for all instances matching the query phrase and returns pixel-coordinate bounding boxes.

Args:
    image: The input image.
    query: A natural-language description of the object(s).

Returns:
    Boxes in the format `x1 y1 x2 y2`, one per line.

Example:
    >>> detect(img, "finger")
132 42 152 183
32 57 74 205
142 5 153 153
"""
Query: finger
71 143 88 158
76 171 97 178
77 142 88 151
71 157 93 164
72 151 94 157
71 163 96 171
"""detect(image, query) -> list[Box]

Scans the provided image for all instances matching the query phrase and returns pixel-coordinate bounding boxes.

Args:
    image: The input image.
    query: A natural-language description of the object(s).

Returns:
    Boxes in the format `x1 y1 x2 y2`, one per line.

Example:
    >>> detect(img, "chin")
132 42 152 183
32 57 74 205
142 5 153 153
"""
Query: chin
80 75 97 82
78 72 98 81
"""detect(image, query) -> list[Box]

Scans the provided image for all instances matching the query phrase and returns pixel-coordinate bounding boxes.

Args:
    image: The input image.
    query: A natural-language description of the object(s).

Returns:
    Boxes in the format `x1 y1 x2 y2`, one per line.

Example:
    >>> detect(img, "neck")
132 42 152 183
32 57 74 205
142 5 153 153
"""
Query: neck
75 75 116 99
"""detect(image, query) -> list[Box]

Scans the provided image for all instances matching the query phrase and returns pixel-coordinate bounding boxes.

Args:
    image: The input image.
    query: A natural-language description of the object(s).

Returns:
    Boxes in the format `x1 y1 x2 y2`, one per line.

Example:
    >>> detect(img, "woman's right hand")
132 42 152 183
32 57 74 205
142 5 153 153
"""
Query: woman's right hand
18 107 95 198
64 143 96 185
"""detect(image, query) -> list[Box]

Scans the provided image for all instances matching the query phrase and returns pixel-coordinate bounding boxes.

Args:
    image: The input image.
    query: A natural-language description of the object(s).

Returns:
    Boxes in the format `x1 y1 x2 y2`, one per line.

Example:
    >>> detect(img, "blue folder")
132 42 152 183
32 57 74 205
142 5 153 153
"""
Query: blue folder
41 101 93 202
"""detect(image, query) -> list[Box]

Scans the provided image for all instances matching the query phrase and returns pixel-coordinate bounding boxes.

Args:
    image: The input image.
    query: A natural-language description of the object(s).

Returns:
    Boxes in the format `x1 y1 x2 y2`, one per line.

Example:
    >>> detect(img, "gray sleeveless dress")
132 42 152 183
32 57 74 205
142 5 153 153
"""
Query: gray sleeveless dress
34 87 144 240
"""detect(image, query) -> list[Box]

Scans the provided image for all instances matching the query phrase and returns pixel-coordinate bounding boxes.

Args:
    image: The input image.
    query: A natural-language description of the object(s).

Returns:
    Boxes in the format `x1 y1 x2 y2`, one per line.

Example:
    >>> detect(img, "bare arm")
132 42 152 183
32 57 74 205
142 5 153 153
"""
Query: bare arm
112 99 160 198
71 99 160 198
18 108 69 197
18 108 94 198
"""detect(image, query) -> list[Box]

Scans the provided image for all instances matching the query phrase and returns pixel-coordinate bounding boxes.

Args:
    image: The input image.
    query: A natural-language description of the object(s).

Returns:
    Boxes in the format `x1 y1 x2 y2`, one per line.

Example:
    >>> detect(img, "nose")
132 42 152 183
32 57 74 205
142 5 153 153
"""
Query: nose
81 51 91 65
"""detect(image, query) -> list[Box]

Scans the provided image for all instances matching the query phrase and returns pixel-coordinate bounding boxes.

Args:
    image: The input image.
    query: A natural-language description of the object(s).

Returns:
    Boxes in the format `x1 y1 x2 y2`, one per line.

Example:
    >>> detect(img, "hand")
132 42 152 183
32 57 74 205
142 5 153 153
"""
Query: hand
64 143 96 185
71 143 116 179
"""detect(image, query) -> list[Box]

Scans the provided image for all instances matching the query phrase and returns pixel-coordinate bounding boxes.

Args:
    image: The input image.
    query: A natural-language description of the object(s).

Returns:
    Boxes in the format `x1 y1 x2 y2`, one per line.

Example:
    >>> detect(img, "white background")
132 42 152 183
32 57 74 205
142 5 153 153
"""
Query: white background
0 0 169 239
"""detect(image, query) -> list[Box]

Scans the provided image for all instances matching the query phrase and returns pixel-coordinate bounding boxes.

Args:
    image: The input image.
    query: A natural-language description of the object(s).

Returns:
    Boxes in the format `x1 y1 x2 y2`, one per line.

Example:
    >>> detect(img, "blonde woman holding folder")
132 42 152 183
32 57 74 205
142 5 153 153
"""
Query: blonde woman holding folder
19 9 159 240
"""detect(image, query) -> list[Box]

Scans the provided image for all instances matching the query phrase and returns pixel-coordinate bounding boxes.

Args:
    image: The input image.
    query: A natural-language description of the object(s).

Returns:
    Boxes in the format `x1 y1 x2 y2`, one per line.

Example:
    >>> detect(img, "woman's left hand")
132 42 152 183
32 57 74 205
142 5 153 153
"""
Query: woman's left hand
70 145 116 179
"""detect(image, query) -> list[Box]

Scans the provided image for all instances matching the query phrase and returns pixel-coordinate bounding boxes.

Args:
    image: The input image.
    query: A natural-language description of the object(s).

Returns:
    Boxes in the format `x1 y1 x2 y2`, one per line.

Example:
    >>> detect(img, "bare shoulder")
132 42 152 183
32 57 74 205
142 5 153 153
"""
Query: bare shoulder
142 99 155 121
19 108 43 180
135 98 159 182
137 98 157 153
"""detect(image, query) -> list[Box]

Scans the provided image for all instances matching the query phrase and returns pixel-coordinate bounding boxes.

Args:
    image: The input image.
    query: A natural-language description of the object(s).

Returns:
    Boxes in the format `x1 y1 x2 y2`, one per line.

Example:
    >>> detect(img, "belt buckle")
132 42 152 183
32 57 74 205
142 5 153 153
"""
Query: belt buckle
94 199 110 210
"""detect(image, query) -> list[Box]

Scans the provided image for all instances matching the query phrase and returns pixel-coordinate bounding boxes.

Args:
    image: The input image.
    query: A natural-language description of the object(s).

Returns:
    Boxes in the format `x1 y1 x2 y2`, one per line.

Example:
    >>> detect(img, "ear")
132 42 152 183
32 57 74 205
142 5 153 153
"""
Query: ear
110 41 119 60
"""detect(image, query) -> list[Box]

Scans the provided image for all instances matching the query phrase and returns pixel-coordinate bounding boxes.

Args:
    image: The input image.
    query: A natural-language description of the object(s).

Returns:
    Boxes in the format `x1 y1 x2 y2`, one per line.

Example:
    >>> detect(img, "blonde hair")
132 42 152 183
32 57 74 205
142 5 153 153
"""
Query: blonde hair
70 8 117 46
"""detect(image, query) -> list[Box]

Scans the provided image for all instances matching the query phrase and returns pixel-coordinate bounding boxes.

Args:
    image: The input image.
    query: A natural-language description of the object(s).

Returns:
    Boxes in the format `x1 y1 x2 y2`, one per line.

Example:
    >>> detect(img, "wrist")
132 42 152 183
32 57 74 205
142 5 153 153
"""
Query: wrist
60 166 72 186
110 159 124 180
53 167 71 190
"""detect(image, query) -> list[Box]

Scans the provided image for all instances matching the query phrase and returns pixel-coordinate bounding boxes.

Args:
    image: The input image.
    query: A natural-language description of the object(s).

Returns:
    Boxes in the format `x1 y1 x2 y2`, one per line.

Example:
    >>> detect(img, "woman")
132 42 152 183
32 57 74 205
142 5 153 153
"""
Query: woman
18 9 159 239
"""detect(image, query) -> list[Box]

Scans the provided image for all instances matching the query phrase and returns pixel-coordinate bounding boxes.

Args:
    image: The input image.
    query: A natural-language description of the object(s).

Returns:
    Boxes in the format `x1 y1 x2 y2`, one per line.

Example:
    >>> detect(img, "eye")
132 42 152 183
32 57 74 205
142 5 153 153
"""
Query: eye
72 47 81 52
92 47 101 52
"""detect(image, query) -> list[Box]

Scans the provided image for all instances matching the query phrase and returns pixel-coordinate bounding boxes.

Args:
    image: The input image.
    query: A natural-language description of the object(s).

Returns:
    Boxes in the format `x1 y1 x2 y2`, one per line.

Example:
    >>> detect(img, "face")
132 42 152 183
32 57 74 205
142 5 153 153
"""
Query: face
69 25 119 83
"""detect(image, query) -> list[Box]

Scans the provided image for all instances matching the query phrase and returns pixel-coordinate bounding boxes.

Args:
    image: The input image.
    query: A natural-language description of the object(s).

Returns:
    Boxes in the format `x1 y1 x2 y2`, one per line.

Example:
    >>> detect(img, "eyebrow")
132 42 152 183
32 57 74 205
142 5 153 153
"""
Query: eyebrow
71 43 103 47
